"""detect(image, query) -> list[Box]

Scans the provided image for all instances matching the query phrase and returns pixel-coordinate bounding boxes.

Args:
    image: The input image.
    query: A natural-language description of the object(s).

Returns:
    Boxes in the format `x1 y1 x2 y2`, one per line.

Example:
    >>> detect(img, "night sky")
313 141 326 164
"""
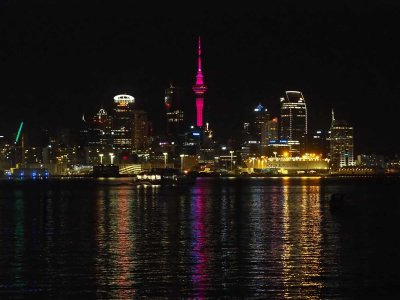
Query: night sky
1 1 400 155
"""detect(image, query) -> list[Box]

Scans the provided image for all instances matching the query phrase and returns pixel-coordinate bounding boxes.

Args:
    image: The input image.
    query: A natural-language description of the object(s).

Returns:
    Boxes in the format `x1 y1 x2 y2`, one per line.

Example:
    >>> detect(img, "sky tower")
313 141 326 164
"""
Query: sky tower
192 36 208 127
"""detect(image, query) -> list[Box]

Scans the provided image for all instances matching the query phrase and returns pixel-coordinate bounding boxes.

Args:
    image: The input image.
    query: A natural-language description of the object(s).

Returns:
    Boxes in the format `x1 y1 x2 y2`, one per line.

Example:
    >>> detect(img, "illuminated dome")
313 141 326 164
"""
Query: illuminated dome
113 94 135 104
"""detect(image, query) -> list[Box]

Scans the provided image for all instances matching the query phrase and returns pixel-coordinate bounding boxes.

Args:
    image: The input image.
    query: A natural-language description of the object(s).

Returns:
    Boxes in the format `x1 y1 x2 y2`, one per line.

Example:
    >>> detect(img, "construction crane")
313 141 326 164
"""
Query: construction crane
15 121 23 144
14 121 25 167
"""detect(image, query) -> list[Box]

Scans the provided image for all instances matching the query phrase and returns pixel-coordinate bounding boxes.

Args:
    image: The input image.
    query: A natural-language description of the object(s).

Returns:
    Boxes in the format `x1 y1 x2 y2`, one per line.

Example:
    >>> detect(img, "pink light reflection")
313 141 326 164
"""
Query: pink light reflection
190 186 208 299
115 190 135 298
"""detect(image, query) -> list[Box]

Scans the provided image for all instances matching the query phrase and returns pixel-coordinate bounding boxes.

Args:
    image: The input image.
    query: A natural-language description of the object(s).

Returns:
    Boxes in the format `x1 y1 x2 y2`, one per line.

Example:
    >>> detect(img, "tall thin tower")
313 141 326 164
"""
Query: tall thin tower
192 36 208 127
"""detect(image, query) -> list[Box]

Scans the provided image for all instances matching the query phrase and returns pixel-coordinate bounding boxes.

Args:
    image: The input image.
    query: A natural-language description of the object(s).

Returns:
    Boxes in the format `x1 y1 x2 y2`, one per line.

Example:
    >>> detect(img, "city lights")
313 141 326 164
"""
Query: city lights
163 152 168 168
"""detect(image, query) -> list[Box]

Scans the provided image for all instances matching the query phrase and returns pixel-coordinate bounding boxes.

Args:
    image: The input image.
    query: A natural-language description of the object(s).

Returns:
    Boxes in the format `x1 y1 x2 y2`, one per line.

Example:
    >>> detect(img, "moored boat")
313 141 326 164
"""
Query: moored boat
134 168 196 185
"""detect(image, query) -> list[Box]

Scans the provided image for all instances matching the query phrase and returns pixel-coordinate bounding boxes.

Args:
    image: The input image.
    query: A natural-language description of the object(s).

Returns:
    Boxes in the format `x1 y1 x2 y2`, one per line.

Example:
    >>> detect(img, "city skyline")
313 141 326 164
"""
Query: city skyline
1 2 399 155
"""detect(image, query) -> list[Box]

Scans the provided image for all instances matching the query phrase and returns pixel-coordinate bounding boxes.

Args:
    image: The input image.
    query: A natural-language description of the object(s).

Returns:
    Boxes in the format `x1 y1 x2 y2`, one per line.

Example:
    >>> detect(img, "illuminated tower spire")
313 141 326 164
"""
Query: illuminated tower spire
192 36 207 127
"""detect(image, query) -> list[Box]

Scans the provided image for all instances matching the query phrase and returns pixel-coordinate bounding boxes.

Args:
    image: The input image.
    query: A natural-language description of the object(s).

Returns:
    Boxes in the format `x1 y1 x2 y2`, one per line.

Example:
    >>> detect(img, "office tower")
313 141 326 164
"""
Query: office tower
253 104 270 144
329 110 354 171
267 117 279 142
132 110 151 150
165 82 184 137
280 91 308 156
192 36 207 127
92 108 112 145
309 129 329 158
112 94 135 149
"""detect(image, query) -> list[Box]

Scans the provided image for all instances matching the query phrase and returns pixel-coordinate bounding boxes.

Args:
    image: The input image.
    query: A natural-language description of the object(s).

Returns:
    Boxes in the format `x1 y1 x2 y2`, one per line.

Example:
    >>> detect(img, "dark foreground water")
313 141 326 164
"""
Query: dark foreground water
0 176 400 299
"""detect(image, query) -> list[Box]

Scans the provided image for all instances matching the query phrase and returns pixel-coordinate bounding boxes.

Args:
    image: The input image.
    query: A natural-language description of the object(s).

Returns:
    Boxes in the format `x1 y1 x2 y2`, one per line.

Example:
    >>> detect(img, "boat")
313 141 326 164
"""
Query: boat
134 168 196 185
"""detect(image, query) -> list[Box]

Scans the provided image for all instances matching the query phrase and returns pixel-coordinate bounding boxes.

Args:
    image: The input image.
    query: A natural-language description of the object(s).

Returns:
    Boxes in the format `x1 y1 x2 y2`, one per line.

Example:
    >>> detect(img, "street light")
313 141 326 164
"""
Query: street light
180 154 185 171
251 157 255 170
229 150 234 171
273 151 277 159
163 152 168 168
99 153 104 165
109 153 115 165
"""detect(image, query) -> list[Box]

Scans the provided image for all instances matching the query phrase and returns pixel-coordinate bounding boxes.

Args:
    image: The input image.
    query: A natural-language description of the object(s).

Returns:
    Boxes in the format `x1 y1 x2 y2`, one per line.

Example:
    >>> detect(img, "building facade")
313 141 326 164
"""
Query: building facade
329 111 354 171
132 110 151 150
280 91 308 157
253 104 270 146
112 94 136 149
165 82 185 137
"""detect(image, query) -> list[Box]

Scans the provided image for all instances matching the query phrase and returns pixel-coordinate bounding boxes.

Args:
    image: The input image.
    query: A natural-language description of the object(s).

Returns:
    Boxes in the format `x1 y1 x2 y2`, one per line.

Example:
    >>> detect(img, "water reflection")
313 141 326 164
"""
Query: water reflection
2 177 396 298
95 185 135 298
190 185 208 299
114 188 134 298
14 191 25 290
281 177 323 299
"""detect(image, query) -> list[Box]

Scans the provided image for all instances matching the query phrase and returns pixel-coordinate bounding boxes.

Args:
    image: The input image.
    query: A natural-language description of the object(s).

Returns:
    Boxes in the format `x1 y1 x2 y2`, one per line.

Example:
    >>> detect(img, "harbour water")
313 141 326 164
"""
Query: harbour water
0 176 399 299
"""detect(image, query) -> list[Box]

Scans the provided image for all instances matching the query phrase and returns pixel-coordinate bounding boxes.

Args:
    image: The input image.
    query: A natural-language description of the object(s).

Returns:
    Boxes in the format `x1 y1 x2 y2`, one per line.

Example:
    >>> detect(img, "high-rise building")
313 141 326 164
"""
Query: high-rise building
165 82 184 137
112 94 135 149
280 91 308 157
253 104 270 144
80 108 112 147
132 110 151 150
92 108 112 145
192 36 207 127
329 110 354 171
267 117 279 142
309 129 329 158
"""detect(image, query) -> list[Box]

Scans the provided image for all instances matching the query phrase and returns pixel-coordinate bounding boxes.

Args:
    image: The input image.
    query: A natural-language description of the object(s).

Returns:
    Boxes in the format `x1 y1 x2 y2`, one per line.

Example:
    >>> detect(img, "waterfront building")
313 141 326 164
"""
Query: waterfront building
192 36 208 128
386 159 400 174
266 139 291 157
329 110 354 172
280 91 308 157
356 154 386 169
243 154 329 175
0 141 14 170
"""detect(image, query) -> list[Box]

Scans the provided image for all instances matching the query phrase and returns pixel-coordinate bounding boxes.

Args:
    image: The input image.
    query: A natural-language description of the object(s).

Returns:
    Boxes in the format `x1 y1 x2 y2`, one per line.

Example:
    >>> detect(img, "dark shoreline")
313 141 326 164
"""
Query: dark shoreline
1 173 399 180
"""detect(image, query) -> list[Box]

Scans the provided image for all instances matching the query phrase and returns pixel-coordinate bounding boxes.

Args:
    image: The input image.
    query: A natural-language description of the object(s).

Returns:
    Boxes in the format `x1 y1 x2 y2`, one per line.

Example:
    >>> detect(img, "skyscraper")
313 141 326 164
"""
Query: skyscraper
253 104 270 143
80 108 112 147
329 110 354 171
132 110 151 150
112 94 135 149
92 108 112 146
192 36 207 127
253 104 270 154
165 82 184 137
112 94 151 151
267 117 279 142
280 91 307 156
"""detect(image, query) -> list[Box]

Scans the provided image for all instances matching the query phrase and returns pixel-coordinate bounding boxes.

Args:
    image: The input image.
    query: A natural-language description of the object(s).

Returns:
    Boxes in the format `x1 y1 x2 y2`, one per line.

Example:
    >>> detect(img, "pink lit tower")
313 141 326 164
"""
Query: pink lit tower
192 36 208 127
